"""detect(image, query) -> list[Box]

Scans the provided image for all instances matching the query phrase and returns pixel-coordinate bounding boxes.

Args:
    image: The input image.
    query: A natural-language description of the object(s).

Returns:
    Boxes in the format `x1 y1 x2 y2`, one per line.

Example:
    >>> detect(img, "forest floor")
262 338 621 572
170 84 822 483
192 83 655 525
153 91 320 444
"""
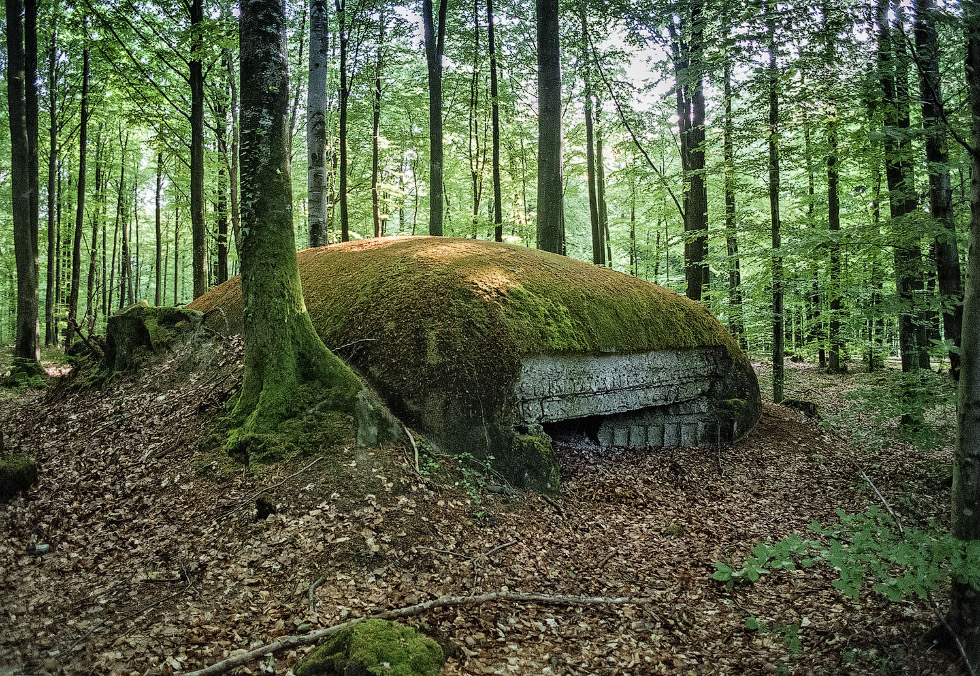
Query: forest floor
0 340 961 676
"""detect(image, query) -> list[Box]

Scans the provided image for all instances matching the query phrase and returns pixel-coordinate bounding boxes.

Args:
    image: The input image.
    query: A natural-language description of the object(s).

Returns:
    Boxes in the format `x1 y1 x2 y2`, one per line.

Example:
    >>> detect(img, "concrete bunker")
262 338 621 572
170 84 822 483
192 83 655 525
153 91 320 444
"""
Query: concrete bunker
190 237 761 491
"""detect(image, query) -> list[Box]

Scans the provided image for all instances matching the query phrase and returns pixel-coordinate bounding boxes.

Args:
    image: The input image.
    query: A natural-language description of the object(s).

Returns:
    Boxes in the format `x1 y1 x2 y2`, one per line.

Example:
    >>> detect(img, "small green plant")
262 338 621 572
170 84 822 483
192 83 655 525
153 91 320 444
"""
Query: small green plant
712 535 816 589
745 616 801 655
714 507 980 603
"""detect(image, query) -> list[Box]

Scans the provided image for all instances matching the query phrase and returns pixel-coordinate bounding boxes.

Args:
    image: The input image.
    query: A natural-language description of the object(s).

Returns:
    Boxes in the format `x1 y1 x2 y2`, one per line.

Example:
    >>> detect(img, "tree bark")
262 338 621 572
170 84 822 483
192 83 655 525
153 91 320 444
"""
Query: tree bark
767 4 783 404
336 0 351 241
44 19 57 346
488 0 503 242
722 58 746 351
216 103 229 284
423 0 448 236
827 106 845 373
535 0 564 254
155 153 164 303
581 0 602 265
372 16 385 239
948 6 980 658
232 0 366 455
190 0 207 299
5 0 41 371
85 132 102 328
915 0 963 378
67 27 89 346
226 51 242 258
308 0 329 247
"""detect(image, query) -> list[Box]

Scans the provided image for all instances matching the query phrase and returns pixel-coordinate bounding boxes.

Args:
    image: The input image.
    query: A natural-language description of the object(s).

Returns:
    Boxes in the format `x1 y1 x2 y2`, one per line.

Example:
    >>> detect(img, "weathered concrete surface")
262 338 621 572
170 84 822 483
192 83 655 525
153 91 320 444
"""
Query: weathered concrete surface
189 237 761 491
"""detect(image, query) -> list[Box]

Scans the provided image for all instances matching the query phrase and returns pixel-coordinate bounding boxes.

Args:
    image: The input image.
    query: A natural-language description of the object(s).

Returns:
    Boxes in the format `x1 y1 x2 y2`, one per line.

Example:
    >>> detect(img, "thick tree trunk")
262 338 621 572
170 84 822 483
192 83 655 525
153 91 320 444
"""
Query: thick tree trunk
949 10 980 660
233 0 370 456
767 7 783 404
915 0 963 378
488 0 502 242
536 0 564 254
67 33 89 345
190 0 207 299
722 59 746 351
5 0 41 371
423 0 448 236
308 0 329 247
44 20 57 346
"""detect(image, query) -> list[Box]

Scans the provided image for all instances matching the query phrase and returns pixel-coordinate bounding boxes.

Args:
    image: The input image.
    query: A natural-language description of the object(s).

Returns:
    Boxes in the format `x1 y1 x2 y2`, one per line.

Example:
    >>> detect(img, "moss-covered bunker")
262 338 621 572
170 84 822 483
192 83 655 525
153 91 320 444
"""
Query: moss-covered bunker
190 237 761 490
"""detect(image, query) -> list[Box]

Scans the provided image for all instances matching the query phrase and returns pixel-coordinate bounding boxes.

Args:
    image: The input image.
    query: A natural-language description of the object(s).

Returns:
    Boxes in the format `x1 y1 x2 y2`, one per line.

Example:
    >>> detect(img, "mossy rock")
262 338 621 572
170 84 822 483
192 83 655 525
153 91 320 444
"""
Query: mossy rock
294 619 445 676
190 237 761 490
105 302 204 371
0 453 38 502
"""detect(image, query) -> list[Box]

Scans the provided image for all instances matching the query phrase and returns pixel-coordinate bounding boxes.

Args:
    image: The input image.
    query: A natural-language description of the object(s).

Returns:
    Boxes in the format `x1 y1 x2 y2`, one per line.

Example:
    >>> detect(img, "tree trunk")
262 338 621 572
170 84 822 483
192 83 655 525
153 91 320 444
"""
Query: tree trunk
948 8 980 659
488 0 503 242
54 166 62 344
767 5 783 404
423 0 448 236
44 19 57 346
308 0 329 247
190 0 207 299
336 0 351 241
226 51 242 259
596 104 611 266
155 153 163 304
216 103 229 284
85 133 102 329
581 0 601 265
232 0 367 456
371 16 385 239
67 27 89 345
827 107 845 373
5 0 41 371
915 0 963 378
722 58 746 351
535 0 564 254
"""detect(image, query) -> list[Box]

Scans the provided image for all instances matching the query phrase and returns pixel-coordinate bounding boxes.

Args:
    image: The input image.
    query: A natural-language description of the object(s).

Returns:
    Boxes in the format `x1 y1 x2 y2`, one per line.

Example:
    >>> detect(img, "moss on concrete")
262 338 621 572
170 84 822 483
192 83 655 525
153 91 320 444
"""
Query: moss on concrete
191 237 757 489
294 619 444 676
0 453 38 502
105 302 204 371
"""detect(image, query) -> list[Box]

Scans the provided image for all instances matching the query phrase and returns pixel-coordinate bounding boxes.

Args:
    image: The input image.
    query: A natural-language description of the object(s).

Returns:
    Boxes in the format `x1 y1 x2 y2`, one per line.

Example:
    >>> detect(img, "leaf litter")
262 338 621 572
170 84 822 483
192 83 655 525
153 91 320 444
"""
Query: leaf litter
0 344 956 675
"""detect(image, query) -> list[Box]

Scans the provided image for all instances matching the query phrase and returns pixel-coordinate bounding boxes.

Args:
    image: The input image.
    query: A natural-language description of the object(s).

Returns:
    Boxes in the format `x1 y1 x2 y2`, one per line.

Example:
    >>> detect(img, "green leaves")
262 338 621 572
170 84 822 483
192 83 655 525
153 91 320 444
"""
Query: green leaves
714 506 980 604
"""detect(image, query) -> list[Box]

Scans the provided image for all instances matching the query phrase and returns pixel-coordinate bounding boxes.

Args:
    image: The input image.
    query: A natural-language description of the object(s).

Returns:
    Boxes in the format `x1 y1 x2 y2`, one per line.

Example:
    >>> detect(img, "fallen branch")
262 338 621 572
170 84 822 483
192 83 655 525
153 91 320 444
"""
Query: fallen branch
183 591 646 676
932 601 978 676
218 457 323 518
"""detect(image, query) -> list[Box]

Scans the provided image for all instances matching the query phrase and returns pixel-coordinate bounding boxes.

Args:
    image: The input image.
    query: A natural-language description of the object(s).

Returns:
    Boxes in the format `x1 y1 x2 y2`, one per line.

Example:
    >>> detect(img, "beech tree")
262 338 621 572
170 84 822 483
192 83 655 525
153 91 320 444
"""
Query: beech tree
231 0 367 453
536 0 564 254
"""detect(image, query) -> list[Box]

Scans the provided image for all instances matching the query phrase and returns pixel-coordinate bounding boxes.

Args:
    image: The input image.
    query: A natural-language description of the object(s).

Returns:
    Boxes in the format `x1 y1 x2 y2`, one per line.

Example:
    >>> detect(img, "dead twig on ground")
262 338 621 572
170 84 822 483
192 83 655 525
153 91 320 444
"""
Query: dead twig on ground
218 457 324 518
308 575 327 615
183 591 648 676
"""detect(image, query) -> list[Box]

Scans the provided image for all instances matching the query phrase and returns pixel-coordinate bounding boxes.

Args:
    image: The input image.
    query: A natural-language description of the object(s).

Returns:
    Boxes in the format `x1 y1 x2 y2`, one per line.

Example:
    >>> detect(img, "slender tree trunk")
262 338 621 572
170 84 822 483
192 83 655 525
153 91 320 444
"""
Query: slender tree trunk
155 153 163 303
190 0 207 298
372 16 385 239
596 104 611 266
226 51 242 258
173 207 179 305
25 0 39 330
54 166 62 344
336 0 351 241
488 0 503 242
767 5 784 403
85 134 102 328
581 0 602 265
423 0 448 236
722 58 746 350
216 104 229 283
536 0 564 254
308 0 329 247
67 32 89 344
44 20 57 346
827 106 845 373
915 0 963 378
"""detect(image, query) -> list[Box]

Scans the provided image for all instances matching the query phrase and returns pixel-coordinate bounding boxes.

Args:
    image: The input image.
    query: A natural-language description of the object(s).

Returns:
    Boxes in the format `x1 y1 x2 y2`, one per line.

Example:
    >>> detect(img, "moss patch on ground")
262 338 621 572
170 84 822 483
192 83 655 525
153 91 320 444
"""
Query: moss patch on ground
190 237 755 488
294 619 444 676
0 453 38 502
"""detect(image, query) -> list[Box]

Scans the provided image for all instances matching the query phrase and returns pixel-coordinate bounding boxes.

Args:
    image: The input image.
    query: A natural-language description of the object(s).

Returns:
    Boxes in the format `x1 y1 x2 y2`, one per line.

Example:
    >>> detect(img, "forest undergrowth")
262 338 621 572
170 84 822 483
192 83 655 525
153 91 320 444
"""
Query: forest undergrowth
0 342 960 675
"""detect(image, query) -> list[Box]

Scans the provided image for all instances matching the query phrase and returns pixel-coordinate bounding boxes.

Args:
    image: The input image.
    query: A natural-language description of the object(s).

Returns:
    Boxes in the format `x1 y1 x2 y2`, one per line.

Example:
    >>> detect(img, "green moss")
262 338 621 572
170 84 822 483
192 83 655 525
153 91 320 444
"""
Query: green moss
294 620 444 676
191 237 755 487
0 453 38 502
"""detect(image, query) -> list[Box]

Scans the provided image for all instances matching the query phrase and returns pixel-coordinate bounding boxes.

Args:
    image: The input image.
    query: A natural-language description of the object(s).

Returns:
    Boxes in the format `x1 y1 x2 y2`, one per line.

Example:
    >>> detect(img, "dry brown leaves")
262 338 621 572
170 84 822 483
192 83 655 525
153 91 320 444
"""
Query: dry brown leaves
0 350 957 675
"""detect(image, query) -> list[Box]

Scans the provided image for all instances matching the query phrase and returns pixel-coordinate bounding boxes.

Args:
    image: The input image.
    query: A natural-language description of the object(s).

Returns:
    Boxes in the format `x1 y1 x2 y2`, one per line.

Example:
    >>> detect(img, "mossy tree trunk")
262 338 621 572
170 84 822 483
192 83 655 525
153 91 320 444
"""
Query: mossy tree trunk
235 0 363 449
